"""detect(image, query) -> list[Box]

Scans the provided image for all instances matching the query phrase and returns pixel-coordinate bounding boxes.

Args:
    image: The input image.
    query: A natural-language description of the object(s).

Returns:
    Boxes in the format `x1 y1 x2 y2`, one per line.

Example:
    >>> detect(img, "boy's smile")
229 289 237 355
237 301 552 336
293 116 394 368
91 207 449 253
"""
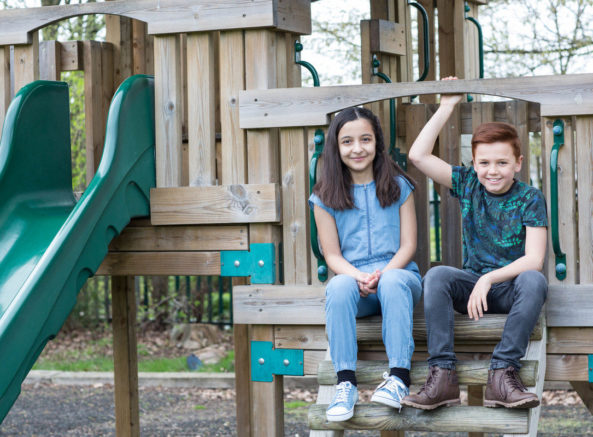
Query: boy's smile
473 141 522 195
338 118 376 184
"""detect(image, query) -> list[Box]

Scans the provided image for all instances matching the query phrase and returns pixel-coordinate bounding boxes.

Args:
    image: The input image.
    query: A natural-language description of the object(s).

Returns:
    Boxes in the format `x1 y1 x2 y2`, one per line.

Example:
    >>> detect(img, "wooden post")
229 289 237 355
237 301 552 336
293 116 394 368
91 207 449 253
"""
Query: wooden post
542 117 577 284
13 31 40 95
112 276 140 437
154 35 183 187
187 32 217 186
105 15 133 89
575 116 593 283
438 105 462 268
0 45 10 133
505 100 530 183
417 0 436 104
39 40 62 81
468 385 484 437
436 0 466 79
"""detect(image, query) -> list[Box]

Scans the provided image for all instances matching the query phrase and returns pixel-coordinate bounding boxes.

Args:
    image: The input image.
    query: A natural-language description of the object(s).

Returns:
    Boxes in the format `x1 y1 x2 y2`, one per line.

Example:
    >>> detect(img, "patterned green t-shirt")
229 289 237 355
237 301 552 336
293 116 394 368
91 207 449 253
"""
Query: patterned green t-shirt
450 166 548 275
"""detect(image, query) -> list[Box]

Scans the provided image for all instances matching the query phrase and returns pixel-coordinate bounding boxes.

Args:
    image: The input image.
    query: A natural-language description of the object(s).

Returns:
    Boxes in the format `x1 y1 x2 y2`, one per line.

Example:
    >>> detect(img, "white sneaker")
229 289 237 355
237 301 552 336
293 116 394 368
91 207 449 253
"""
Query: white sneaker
326 381 358 422
371 372 409 410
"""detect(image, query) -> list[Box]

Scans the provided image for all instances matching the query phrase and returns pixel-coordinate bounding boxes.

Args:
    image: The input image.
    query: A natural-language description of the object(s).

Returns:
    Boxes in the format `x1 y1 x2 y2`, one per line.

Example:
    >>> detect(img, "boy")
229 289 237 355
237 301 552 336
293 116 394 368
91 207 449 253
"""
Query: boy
401 90 548 410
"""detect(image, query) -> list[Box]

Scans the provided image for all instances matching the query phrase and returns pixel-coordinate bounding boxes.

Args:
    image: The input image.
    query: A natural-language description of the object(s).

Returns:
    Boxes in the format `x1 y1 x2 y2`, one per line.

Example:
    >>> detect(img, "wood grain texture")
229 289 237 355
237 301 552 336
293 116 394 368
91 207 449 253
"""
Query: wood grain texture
39 40 61 80
108 224 248 251
150 184 280 225
575 116 593 283
308 404 528 433
545 354 589 381
96 252 220 276
239 74 593 129
0 46 11 133
83 41 105 184
0 0 311 45
548 327 593 354
13 32 39 96
366 19 406 56
546 284 593 326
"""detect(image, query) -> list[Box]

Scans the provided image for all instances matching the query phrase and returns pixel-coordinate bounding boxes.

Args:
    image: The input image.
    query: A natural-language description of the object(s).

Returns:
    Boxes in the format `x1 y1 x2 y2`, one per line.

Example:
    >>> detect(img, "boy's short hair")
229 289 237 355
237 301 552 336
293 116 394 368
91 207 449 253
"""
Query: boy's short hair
471 122 521 159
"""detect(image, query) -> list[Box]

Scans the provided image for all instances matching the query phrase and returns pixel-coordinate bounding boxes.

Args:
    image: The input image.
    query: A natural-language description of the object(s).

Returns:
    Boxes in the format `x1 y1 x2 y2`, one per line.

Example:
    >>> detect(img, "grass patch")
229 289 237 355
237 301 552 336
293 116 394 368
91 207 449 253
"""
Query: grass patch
193 405 206 410
284 401 309 410
197 350 234 373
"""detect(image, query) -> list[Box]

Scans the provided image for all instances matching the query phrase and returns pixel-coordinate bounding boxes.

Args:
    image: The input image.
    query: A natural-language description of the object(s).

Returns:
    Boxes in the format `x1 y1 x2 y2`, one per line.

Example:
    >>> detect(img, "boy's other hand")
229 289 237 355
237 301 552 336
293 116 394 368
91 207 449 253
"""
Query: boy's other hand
440 76 463 107
467 275 492 320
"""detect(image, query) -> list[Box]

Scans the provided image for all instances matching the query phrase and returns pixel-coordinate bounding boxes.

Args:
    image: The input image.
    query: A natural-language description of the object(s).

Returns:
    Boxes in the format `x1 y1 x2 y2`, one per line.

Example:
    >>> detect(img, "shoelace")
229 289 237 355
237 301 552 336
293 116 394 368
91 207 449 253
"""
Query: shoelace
334 382 352 403
504 367 527 392
418 366 438 394
380 372 406 393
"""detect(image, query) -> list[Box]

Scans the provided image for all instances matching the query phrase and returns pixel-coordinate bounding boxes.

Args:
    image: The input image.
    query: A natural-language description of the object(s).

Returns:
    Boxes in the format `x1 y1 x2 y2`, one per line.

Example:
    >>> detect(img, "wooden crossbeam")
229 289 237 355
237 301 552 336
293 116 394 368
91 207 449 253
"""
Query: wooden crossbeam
0 0 311 45
239 74 593 128
96 251 220 276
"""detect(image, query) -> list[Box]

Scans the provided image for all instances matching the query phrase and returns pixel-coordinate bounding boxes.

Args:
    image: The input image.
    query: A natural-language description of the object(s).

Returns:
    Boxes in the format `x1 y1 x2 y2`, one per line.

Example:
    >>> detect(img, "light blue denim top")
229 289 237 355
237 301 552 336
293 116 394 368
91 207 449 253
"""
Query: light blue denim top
309 176 419 274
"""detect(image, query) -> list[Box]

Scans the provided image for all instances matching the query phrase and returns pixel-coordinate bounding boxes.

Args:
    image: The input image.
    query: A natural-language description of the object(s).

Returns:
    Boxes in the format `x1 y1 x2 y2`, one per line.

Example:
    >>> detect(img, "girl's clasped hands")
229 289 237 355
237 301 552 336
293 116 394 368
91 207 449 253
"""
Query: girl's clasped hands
356 270 381 297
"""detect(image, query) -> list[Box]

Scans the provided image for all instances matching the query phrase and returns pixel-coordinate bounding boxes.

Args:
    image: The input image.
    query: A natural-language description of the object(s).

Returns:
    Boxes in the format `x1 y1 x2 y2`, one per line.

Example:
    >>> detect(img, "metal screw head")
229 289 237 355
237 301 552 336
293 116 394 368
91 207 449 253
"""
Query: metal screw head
258 358 265 365
283 359 290 366
234 260 240 267
258 260 264 267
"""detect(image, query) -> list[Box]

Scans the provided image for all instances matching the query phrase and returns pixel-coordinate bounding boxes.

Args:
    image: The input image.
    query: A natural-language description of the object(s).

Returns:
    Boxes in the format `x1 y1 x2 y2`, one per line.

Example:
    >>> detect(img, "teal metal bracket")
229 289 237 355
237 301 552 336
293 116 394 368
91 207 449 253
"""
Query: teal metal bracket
221 243 275 284
550 120 567 280
589 355 593 383
251 341 304 382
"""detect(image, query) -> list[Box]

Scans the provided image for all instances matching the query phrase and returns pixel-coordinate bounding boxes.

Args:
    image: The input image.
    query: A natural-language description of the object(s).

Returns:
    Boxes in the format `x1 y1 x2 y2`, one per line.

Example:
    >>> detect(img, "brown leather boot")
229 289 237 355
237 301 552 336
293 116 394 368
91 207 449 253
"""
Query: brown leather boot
400 366 461 410
484 366 540 409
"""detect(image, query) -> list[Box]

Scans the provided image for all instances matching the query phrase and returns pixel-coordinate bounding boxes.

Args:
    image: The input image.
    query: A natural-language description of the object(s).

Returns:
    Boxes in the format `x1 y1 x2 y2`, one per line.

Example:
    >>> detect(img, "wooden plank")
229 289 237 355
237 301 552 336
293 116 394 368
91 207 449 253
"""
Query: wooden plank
154 35 183 187
417 0 436 104
179 33 188 154
220 30 246 185
367 19 406 56
109 224 248 252
0 0 311 45
57 40 83 71
239 74 593 129
39 40 61 81
234 324 252 437
548 327 593 354
250 325 284 437
13 32 39 96
280 128 310 284
575 116 593 283
96 252 221 276
131 19 146 75
542 117 577 284
468 384 484 437
545 354 588 381
405 104 430 275
105 14 133 88
317 359 538 387
505 100 530 183
308 404 528 433
569 382 593 414
187 32 216 186
438 104 462 268
0 45 11 134
546 284 593 326
437 0 465 79
150 184 280 225
83 41 105 184
112 276 140 437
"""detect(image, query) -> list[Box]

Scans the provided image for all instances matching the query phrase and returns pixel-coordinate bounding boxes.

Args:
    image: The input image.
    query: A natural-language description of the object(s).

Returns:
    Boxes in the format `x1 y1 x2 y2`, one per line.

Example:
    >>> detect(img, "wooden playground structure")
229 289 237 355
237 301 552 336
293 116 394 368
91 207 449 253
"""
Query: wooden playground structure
0 0 592 436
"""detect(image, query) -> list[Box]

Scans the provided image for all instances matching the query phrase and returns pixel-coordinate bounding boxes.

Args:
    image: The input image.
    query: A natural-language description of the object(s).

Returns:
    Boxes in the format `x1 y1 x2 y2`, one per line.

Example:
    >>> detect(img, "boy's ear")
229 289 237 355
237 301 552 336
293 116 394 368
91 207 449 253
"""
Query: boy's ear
515 155 524 173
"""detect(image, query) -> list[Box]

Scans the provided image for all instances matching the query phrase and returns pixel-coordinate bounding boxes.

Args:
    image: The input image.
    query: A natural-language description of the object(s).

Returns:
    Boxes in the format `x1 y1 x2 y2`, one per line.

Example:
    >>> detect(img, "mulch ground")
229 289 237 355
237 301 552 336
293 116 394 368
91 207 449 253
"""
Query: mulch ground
1 384 591 436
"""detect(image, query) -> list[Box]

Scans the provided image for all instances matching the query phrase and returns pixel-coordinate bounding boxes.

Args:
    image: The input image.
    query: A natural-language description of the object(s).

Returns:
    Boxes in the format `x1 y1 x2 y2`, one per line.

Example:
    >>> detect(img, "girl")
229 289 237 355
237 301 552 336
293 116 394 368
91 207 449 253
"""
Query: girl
309 106 422 422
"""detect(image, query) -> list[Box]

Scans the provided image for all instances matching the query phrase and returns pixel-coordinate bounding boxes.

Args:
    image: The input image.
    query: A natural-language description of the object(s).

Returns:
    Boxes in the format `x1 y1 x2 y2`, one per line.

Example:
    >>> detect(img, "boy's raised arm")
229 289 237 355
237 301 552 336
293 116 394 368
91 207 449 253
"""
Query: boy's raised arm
408 93 463 189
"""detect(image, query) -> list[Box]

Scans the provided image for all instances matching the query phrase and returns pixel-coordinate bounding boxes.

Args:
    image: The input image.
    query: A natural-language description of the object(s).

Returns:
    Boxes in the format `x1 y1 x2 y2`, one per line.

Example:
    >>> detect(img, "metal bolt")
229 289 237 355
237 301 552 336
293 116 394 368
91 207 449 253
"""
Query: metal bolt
258 260 265 267
283 359 290 366
234 260 240 267
258 358 265 365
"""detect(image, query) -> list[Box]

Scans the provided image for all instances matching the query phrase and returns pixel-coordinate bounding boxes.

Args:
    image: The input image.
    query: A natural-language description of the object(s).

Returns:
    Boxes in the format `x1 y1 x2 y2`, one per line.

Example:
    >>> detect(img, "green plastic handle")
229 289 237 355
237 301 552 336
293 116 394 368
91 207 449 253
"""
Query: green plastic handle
550 119 567 280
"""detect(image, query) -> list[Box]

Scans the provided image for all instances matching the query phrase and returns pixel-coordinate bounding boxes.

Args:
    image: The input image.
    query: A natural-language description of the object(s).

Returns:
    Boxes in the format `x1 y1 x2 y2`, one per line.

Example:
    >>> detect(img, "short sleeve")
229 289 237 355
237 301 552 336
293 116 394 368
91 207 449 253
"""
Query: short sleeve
450 165 472 199
309 192 335 217
397 176 414 204
522 189 548 227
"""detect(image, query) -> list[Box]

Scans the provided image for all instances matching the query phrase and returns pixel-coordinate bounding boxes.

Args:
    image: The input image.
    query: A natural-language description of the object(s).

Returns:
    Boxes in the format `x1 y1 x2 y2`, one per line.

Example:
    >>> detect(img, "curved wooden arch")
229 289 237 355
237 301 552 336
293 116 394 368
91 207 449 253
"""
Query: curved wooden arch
0 0 310 46
239 74 593 129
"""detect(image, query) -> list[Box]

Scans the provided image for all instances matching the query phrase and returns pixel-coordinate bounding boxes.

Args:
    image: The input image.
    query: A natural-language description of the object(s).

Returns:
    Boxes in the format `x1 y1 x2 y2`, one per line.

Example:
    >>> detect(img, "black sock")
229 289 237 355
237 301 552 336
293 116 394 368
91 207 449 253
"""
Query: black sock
389 367 410 387
337 370 357 387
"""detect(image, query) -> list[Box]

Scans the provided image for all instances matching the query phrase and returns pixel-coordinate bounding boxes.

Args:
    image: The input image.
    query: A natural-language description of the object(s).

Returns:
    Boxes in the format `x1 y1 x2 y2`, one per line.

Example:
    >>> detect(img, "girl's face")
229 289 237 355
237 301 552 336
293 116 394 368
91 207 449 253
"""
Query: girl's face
473 141 522 194
337 118 376 184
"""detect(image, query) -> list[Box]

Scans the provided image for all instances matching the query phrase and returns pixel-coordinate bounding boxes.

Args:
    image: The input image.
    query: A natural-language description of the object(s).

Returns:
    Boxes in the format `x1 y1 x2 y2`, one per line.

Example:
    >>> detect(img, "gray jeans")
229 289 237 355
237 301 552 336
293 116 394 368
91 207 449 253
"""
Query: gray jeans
423 266 547 370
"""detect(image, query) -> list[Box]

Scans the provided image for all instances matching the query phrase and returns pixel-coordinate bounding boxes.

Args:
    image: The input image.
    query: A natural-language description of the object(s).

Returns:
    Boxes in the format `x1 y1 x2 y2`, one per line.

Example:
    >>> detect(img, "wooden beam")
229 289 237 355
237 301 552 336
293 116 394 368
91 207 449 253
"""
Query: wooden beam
548 327 593 354
570 382 593 414
365 19 406 56
13 32 39 96
437 0 465 79
239 74 593 129
150 184 281 225
0 0 312 45
112 276 140 437
0 46 11 134
96 252 221 276
546 284 593 327
59 41 83 71
545 354 589 381
109 224 248 251
39 40 61 80
575 116 593 282
83 41 105 184
308 404 528 433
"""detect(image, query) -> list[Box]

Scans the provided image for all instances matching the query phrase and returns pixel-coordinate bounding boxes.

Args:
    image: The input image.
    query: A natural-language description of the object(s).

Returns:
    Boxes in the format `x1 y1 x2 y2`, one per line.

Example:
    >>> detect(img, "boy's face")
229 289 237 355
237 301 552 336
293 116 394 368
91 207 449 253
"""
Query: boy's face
472 141 522 195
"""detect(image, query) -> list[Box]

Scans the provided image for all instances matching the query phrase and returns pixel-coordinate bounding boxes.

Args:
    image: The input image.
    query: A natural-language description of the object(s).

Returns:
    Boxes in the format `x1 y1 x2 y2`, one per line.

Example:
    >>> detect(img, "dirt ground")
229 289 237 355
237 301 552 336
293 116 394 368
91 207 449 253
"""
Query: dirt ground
1 384 591 436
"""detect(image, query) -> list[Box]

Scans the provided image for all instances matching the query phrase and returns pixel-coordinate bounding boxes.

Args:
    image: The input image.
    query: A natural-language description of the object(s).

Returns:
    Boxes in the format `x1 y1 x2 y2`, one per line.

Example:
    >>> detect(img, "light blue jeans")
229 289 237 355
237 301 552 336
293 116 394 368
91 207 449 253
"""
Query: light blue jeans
325 260 422 372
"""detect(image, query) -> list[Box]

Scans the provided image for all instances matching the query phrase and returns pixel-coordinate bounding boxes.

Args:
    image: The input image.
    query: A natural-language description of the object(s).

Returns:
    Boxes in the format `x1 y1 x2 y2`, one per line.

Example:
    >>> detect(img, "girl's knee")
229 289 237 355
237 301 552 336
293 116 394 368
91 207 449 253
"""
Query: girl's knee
378 269 421 303
326 274 359 306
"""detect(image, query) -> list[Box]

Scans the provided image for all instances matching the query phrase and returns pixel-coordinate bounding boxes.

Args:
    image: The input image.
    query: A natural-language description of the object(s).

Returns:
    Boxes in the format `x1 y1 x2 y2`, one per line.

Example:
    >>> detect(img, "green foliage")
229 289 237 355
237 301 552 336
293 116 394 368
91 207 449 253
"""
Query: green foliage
193 405 206 410
284 400 309 409
62 70 87 192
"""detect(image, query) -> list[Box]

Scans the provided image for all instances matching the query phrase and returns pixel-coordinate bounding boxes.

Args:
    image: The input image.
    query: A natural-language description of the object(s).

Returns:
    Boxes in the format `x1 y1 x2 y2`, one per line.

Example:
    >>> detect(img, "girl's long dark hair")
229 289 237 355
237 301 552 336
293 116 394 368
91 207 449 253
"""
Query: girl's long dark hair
313 106 416 210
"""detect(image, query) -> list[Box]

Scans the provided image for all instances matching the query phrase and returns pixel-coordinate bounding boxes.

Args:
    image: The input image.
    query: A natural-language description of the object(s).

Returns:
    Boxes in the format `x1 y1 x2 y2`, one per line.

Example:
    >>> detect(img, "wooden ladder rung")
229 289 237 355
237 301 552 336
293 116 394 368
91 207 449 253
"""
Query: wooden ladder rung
317 359 539 386
308 404 529 433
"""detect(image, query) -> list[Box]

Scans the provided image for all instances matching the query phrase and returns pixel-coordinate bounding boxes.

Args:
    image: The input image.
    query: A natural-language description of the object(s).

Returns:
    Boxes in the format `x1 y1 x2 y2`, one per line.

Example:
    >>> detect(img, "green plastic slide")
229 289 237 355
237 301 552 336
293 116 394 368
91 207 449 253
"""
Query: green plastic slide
0 75 155 423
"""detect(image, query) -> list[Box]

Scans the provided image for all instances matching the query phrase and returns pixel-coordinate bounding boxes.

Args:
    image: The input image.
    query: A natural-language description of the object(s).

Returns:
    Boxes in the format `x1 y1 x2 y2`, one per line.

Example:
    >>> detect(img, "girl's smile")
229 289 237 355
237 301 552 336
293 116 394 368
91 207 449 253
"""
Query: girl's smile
338 118 376 184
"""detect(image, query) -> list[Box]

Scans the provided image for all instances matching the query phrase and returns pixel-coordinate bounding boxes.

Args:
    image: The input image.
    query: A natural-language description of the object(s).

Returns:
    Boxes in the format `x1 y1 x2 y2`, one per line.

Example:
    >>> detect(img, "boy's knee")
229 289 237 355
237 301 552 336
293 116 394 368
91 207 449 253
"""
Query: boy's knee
424 265 457 287
516 270 548 302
